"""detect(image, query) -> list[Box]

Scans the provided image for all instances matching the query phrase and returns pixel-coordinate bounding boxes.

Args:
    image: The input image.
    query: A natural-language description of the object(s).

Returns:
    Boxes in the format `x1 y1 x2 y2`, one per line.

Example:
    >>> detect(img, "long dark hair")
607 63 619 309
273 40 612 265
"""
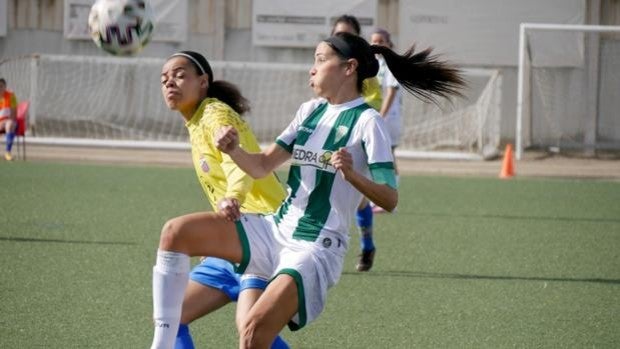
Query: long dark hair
168 51 250 115
324 32 465 103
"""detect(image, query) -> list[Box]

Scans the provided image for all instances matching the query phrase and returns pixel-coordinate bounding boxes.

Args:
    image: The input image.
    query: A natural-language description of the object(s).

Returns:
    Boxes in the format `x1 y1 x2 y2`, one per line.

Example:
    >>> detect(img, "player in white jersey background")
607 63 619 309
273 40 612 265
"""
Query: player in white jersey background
150 31 464 348
370 27 403 213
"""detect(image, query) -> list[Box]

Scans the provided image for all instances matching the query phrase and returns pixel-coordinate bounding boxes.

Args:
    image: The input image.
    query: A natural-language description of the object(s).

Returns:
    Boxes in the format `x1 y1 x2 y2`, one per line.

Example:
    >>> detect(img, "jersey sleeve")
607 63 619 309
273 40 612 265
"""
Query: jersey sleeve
361 111 397 189
202 102 254 203
384 68 400 89
275 99 323 153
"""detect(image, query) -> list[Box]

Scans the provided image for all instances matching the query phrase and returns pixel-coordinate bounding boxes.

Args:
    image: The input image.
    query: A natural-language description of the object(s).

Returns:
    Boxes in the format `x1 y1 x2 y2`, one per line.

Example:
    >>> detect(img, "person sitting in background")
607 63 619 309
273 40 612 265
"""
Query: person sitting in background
0 78 18 161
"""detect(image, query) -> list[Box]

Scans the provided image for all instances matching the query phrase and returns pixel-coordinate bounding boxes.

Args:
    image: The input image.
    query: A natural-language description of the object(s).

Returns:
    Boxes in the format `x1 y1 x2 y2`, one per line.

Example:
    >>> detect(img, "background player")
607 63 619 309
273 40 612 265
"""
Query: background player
370 28 403 213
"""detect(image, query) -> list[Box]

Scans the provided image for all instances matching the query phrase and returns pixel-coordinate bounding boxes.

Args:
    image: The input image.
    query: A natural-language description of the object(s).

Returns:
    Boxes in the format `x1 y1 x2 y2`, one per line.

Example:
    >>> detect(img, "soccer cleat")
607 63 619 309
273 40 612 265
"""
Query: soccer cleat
355 249 375 272
4 152 13 161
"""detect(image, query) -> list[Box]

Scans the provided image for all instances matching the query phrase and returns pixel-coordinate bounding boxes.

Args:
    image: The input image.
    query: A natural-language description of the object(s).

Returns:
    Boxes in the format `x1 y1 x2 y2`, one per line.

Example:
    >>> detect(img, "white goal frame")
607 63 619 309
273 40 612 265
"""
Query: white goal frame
516 23 620 160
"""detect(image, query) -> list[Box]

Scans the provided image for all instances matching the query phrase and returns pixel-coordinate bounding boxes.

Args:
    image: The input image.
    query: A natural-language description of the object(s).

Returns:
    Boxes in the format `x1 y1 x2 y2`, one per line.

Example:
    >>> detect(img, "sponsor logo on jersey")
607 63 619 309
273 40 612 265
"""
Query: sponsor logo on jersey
291 146 336 172
297 125 314 134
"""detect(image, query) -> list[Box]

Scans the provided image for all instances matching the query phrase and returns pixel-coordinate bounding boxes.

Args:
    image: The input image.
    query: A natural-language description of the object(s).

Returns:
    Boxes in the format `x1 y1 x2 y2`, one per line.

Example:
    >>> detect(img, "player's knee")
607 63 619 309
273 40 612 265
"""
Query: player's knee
239 316 272 349
159 217 185 249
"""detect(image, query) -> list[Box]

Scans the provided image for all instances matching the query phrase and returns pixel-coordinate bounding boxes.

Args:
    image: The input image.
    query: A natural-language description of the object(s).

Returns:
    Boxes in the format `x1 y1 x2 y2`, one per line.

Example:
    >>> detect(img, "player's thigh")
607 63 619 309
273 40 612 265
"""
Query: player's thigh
180 280 231 324
243 274 298 337
161 211 242 261
236 288 263 332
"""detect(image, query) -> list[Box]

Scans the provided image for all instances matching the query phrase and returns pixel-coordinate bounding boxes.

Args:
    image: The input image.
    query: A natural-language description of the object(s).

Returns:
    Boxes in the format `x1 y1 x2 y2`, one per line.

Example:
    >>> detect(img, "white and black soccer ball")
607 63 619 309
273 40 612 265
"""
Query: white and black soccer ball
88 0 155 56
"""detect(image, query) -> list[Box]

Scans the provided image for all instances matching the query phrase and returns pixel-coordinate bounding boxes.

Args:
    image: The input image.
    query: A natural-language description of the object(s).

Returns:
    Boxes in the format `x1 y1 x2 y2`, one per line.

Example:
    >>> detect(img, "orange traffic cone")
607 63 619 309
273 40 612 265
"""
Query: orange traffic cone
499 144 515 179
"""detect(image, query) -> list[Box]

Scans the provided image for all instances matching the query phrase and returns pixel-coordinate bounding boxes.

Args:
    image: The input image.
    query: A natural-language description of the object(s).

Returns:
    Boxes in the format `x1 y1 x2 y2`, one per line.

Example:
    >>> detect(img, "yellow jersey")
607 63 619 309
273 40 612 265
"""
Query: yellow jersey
186 98 287 214
362 77 382 111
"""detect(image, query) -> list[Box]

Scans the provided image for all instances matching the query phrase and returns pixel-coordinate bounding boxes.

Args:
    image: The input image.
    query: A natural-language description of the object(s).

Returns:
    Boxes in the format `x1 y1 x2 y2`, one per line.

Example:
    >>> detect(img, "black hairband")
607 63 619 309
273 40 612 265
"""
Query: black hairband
324 36 353 59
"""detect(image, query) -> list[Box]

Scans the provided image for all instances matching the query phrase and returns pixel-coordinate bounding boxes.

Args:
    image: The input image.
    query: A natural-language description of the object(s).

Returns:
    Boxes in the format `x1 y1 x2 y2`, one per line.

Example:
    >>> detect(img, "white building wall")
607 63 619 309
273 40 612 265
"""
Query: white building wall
1 0 618 144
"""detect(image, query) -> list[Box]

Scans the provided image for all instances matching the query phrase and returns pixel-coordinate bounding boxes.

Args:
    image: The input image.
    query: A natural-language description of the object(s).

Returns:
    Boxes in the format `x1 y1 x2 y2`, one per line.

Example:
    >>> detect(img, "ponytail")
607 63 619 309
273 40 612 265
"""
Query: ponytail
168 50 251 115
208 80 251 115
371 45 465 103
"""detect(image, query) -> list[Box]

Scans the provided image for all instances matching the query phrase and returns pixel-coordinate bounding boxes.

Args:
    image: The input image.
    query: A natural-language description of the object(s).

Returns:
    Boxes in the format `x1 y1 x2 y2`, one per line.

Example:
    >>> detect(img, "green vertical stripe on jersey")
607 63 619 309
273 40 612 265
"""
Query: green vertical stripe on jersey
292 103 369 241
296 102 327 145
276 103 326 152
276 103 327 225
274 165 301 225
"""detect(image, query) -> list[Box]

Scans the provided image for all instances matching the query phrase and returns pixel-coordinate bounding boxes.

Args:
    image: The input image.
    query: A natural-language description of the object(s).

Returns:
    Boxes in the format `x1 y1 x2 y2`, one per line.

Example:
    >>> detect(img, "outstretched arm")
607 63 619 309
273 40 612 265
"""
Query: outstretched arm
216 126 291 178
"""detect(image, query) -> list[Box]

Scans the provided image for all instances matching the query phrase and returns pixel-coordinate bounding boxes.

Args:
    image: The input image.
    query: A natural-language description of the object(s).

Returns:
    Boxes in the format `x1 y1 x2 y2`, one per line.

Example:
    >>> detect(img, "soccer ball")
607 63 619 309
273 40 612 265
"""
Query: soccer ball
88 0 155 56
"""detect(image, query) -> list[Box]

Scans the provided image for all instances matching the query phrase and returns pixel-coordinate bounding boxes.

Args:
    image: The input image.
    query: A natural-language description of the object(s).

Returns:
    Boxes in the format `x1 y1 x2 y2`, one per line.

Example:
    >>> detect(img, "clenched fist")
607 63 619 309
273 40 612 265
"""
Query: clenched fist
215 126 239 154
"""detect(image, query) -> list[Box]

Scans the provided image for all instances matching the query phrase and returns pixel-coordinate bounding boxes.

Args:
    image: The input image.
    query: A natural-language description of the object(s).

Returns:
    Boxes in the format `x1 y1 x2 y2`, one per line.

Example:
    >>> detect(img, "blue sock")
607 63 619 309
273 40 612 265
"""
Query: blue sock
356 203 374 252
5 132 15 152
271 335 290 349
174 324 195 349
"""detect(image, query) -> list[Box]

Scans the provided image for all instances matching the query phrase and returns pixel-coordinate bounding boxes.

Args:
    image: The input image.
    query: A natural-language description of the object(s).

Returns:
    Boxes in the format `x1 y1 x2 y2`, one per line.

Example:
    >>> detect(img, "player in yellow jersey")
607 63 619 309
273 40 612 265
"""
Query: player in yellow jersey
331 15 382 271
157 51 289 349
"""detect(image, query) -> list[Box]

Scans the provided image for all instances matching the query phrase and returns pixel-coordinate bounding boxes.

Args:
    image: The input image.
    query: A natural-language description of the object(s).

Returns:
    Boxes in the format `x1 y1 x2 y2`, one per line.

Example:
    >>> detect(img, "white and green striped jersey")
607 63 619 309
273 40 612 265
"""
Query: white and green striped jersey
274 97 396 244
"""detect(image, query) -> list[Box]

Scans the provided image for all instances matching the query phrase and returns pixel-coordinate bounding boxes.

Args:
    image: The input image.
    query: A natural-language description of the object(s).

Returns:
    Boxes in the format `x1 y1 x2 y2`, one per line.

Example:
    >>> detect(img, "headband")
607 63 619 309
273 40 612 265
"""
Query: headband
324 36 353 59
169 52 207 76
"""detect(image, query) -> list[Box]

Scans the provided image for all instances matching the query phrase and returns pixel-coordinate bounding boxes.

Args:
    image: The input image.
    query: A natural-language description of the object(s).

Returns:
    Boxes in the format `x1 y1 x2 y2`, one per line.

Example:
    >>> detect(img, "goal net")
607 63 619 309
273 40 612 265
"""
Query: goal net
0 54 500 159
516 23 620 159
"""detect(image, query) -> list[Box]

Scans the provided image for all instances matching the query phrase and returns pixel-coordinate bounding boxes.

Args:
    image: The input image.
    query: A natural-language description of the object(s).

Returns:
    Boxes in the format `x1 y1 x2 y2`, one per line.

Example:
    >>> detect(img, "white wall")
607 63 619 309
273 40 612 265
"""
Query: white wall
1 0 618 144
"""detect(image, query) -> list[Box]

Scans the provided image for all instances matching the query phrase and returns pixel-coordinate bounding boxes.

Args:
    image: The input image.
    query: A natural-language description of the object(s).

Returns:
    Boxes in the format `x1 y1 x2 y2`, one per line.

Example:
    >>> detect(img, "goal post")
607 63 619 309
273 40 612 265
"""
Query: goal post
516 23 620 160
1 54 501 160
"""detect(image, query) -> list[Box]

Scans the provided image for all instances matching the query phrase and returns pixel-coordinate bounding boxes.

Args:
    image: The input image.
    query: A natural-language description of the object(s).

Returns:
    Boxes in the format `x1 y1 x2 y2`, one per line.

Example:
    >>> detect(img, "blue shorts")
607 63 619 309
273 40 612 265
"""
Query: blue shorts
189 257 268 302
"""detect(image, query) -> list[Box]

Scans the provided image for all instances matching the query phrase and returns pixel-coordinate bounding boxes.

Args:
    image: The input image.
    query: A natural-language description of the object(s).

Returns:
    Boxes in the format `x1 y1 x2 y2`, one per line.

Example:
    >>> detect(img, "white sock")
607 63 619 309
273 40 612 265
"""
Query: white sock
150 250 190 349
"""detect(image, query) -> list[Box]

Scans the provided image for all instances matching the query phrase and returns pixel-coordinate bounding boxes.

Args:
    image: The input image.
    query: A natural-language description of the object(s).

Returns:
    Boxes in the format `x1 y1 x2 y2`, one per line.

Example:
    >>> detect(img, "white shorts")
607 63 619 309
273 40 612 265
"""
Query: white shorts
234 214 346 330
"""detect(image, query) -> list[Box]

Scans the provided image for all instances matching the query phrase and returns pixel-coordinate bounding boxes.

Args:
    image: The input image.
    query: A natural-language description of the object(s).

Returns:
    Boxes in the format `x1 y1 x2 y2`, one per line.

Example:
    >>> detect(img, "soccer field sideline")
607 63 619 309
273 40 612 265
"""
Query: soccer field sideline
14 143 620 179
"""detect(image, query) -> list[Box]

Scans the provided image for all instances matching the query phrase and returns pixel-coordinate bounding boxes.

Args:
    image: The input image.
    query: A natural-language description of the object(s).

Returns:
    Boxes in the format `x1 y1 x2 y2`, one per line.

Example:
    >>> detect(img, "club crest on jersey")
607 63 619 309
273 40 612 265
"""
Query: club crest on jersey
334 125 349 143
199 156 210 173
291 146 336 173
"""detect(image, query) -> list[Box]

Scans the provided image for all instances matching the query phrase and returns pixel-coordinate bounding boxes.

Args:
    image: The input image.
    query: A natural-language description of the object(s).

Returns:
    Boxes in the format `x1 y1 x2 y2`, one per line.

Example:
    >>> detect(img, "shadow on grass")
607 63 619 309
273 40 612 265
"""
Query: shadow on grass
407 211 620 224
0 236 137 246
343 270 620 285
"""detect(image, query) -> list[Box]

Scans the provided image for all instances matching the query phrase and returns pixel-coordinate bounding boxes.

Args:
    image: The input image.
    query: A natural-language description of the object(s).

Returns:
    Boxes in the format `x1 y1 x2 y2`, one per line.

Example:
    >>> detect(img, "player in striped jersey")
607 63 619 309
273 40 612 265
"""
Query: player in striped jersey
370 28 403 213
331 14 382 271
155 51 289 349
151 34 464 348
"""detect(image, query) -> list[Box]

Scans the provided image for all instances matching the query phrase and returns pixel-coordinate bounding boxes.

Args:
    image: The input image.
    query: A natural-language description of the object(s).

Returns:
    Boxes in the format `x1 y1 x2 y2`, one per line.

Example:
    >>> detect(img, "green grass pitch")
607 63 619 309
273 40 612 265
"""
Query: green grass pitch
1 161 619 348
